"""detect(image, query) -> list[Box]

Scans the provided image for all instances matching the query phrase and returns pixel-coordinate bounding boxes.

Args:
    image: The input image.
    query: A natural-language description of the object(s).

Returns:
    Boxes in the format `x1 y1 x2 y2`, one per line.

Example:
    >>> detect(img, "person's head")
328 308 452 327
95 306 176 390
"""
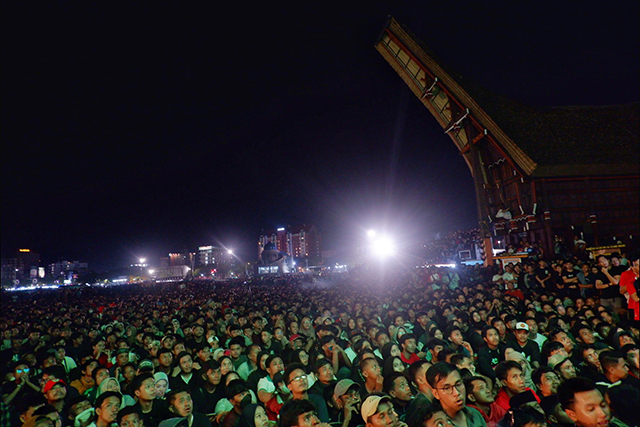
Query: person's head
509 406 547 427
509 389 545 415
280 399 321 427
175 351 193 375
532 366 560 397
449 354 476 376
226 379 251 410
398 334 417 354
558 377 610 427
92 365 110 387
605 383 639 427
333 379 361 410
116 406 142 427
361 395 399 427
94 391 121 426
464 376 494 406
285 363 309 396
237 404 269 427
514 322 530 345
153 371 170 398
406 402 449 427
32 405 62 427
495 361 525 394
599 351 629 382
482 326 499 348
550 329 574 353
265 354 285 378
167 388 194 417
229 337 245 360
426 363 465 414
157 348 173 367
131 373 156 401
360 357 382 382
314 359 334 384
202 359 222 385
383 373 413 402
42 379 67 403
425 339 446 362
220 355 234 375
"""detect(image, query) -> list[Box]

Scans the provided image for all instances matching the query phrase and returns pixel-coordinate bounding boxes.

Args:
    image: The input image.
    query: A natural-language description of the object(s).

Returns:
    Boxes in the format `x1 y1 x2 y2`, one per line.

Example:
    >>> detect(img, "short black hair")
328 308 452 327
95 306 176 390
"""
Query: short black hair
284 363 307 385
531 366 555 388
166 387 191 407
225 379 248 399
116 406 142 425
405 401 444 427
494 361 522 381
557 377 598 411
279 399 317 427
95 391 121 409
426 362 458 389
383 372 408 395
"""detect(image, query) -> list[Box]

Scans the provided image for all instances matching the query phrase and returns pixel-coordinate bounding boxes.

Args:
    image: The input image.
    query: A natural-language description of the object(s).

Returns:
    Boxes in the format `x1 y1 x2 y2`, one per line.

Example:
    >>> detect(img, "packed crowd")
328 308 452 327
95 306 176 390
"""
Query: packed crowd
1 249 638 427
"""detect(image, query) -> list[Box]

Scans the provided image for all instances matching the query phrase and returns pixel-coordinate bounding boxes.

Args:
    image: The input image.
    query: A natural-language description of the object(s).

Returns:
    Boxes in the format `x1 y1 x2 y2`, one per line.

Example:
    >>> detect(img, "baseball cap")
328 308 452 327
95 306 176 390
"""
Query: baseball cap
515 322 529 331
361 395 392 423
289 334 304 343
43 378 66 393
334 379 360 400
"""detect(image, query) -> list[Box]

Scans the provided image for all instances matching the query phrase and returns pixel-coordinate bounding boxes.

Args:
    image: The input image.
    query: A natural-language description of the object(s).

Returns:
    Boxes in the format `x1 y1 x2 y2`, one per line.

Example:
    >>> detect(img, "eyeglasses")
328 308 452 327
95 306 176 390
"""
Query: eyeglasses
16 368 30 374
289 374 307 384
437 380 464 395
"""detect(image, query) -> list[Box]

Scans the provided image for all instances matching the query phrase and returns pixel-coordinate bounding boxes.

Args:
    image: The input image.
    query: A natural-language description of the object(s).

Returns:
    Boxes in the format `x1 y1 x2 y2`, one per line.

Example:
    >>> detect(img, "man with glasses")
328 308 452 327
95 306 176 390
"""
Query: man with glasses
285 363 330 422
426 362 486 427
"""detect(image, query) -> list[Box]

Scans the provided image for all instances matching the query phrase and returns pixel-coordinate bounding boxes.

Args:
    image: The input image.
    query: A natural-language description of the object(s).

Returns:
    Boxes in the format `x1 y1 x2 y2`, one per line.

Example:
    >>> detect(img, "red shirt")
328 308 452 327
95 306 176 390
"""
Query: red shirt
621 269 639 320
495 387 540 411
467 402 508 427
400 352 421 365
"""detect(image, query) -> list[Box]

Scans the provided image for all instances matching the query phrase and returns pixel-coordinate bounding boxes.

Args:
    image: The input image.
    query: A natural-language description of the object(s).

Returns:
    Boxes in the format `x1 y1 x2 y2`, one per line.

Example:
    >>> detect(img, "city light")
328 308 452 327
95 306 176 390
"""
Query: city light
139 258 146 264
370 236 397 258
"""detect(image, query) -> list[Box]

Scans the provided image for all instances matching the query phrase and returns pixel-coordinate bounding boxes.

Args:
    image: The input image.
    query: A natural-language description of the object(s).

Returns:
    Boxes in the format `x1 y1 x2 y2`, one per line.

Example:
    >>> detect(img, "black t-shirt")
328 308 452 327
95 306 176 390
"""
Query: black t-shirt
597 266 626 299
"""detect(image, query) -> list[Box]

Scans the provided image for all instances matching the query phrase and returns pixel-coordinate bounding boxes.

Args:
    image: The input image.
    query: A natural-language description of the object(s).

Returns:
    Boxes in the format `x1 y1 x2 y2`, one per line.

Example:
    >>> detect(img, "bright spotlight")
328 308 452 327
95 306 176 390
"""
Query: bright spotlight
370 237 396 258
148 269 155 275
227 250 233 255
139 258 146 264
367 230 377 238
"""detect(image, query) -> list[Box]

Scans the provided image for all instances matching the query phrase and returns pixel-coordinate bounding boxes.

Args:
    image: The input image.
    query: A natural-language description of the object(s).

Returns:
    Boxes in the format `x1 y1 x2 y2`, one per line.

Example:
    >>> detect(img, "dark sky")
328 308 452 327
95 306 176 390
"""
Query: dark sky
3 2 639 271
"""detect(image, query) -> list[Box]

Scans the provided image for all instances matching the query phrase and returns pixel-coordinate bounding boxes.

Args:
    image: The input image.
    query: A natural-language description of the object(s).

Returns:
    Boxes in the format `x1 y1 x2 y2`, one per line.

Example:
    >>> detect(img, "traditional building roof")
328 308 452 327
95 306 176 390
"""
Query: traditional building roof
379 17 639 178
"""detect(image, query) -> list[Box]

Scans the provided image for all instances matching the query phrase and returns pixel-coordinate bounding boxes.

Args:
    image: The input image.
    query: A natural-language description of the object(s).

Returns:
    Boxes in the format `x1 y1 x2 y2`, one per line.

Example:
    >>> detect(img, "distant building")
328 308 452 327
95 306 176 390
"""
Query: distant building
258 224 322 262
49 260 89 280
1 249 40 286
197 245 235 268
256 242 291 275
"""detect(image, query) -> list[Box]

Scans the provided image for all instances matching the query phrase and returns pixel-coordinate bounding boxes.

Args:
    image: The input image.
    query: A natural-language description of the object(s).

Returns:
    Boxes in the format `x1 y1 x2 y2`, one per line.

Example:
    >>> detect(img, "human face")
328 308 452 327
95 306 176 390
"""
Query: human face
469 379 494 404
503 368 525 394
554 332 574 352
424 411 453 427
317 363 334 383
155 379 168 397
297 410 321 427
267 357 284 377
298 351 309 366
377 333 390 348
159 352 173 367
457 357 476 375
484 329 500 348
120 413 142 427
525 320 538 335
368 402 399 427
606 358 629 380
254 406 269 427
46 383 67 402
579 329 595 345
391 376 412 402
449 331 464 346
392 358 405 373
432 370 465 414
627 348 640 369
230 344 242 359
14 364 29 381
287 368 309 394
582 349 601 370
205 367 222 385
565 389 610 427
171 391 193 417
135 378 156 401
221 357 234 375
403 338 417 354
538 372 560 396
97 396 121 424
514 329 529 345
103 378 119 392
390 344 401 358
179 354 193 374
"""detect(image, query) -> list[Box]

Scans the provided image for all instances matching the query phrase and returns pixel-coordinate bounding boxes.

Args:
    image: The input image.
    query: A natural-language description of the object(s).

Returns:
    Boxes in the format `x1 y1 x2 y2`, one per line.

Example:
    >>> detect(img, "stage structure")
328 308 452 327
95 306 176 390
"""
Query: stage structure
375 17 639 265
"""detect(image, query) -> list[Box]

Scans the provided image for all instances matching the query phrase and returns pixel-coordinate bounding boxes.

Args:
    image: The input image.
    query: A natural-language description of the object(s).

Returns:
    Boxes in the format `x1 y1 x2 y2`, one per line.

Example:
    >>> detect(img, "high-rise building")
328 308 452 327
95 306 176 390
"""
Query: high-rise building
258 224 321 262
1 249 40 286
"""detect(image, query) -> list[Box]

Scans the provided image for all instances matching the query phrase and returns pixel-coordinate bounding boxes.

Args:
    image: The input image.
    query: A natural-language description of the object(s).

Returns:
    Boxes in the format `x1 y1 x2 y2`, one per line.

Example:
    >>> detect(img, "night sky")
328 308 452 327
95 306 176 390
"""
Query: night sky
3 2 639 271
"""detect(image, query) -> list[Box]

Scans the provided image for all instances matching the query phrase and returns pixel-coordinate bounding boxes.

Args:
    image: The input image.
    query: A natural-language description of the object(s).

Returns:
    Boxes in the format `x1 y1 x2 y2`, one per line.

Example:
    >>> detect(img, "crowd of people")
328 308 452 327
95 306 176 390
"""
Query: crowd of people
1 248 638 427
